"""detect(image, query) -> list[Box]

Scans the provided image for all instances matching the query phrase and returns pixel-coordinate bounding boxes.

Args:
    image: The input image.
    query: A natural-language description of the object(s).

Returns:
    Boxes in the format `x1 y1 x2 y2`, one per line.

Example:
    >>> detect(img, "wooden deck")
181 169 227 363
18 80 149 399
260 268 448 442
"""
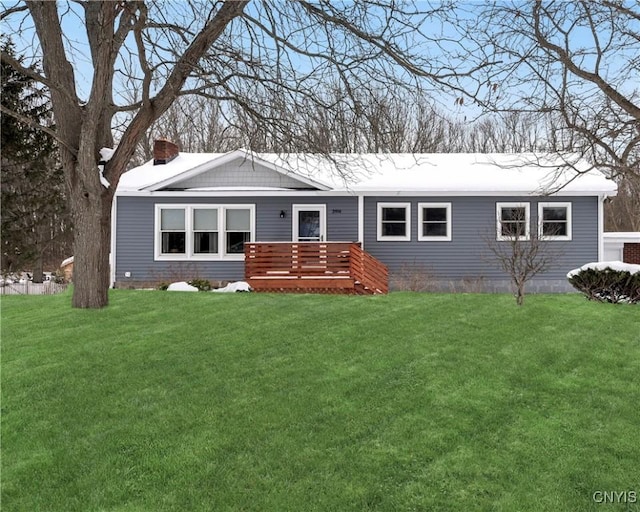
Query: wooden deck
245 242 388 294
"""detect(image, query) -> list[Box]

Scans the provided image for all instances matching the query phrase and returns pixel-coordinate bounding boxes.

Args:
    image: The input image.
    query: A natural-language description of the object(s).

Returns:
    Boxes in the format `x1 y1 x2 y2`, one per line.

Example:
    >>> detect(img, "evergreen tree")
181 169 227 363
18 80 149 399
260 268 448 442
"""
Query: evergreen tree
1 37 71 282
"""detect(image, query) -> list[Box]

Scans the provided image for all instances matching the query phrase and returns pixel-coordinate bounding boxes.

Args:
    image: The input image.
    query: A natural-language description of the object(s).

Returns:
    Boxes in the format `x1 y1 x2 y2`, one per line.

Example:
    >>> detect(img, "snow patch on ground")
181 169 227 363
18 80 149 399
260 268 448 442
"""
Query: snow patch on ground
567 261 640 278
212 281 252 293
167 281 199 292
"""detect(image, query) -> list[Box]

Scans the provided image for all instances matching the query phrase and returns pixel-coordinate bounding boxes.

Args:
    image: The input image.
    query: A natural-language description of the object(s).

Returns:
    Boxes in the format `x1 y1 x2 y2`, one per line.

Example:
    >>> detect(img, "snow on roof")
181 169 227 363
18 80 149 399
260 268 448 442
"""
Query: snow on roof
117 150 617 195
60 256 74 267
118 152 224 190
603 232 640 241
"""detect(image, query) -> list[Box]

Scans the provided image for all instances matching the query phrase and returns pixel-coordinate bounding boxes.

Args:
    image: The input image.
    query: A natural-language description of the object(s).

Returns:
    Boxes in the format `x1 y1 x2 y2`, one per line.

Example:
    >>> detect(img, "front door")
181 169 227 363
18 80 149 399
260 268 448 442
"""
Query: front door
293 205 326 242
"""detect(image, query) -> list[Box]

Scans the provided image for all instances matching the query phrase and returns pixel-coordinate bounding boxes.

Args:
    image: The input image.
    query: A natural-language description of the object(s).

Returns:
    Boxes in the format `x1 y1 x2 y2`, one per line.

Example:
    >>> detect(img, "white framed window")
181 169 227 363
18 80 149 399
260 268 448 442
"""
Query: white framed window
418 203 452 241
496 202 530 241
225 207 252 254
538 202 572 240
159 207 186 255
155 204 255 260
193 207 219 255
377 202 411 241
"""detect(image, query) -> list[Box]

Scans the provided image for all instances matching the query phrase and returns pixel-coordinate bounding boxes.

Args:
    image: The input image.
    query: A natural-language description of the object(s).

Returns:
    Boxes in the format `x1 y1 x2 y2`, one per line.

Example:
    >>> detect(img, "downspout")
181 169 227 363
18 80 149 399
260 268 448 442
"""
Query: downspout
598 194 605 261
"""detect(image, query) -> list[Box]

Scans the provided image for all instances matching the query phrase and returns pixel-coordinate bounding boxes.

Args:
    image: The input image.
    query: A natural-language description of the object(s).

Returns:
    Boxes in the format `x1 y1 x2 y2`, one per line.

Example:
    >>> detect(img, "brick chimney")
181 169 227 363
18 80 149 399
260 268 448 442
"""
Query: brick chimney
153 139 179 165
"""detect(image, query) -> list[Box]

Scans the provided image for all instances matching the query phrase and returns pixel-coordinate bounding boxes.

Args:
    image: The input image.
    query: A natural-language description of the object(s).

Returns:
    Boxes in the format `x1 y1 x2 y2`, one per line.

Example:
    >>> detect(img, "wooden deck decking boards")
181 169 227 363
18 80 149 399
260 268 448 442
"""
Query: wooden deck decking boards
245 242 388 295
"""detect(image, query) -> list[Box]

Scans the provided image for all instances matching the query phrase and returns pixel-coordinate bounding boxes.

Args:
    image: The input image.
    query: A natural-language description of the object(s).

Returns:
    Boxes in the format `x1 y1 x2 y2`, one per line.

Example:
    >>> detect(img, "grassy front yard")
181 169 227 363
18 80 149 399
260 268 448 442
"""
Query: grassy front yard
2 291 639 511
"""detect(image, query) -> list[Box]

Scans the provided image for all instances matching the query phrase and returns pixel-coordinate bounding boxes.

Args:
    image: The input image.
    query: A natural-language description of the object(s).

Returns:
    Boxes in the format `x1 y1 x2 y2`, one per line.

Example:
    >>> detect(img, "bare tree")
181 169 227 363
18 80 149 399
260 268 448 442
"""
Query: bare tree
2 0 491 308
485 206 558 306
452 1 639 183
605 175 640 232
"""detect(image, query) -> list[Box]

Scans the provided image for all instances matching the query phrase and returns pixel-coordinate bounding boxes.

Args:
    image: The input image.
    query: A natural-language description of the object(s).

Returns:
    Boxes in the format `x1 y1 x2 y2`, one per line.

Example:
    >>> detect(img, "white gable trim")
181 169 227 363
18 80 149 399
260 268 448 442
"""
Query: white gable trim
143 149 332 192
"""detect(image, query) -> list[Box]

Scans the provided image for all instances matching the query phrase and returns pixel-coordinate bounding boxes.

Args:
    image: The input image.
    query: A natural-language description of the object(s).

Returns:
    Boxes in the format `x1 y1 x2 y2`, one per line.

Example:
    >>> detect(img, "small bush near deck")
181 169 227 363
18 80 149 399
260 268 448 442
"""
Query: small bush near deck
187 278 212 291
568 266 640 304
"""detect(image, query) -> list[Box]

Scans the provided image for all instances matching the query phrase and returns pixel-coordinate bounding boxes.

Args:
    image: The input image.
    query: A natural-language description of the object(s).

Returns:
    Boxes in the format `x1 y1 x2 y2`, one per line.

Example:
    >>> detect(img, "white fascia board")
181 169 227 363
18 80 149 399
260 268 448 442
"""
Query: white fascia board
116 189 609 198
117 189 357 198
354 190 609 197
603 232 640 240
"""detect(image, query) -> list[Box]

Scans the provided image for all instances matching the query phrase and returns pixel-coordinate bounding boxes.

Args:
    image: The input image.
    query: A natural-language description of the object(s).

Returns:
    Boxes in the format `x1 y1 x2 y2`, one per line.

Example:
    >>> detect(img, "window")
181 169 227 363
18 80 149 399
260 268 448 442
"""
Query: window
377 203 411 241
496 202 530 241
418 203 452 241
225 208 251 254
156 204 254 260
160 208 186 254
193 208 218 254
538 202 571 240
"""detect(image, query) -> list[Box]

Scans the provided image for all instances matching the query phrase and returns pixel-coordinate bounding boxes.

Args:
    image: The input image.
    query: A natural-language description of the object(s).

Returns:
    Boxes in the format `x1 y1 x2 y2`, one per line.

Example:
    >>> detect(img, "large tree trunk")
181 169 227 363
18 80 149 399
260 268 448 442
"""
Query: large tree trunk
69 180 113 309
32 253 44 283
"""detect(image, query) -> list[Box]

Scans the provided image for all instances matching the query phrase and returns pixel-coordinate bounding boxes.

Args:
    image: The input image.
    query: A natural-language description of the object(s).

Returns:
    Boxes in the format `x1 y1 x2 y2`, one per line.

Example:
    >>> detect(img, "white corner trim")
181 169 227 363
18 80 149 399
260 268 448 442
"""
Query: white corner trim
598 195 605 260
358 195 365 248
110 197 117 287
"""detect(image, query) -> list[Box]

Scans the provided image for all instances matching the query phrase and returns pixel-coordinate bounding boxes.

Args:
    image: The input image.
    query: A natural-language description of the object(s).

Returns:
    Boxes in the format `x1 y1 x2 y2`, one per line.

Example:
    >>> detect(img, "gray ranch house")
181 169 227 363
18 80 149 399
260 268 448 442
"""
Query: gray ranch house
111 140 617 293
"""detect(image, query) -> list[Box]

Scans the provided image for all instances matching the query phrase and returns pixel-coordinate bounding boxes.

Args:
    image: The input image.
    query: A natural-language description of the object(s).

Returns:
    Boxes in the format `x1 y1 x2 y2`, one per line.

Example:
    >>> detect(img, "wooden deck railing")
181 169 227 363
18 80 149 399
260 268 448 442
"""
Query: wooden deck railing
349 243 389 294
244 242 388 294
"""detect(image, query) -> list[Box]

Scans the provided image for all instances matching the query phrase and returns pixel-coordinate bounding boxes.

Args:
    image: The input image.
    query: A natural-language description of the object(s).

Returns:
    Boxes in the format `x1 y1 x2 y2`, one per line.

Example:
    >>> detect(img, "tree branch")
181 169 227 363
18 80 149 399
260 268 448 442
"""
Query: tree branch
0 104 77 156
0 50 78 105
533 0 640 121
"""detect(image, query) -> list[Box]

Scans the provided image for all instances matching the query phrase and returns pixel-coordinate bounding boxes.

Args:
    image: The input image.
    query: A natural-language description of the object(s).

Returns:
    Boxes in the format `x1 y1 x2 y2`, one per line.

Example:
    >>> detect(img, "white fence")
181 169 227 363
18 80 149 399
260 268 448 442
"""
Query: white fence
0 281 69 296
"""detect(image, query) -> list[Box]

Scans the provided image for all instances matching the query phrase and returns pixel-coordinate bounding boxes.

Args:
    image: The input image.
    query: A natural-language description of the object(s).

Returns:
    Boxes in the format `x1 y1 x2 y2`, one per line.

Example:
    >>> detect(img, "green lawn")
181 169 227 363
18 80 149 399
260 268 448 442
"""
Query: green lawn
2 291 639 511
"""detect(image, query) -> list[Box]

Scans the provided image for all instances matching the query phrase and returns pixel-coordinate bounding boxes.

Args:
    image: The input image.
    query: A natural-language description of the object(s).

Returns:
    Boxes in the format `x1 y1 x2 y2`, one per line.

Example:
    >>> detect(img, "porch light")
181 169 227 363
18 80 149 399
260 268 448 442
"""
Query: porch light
280 210 287 219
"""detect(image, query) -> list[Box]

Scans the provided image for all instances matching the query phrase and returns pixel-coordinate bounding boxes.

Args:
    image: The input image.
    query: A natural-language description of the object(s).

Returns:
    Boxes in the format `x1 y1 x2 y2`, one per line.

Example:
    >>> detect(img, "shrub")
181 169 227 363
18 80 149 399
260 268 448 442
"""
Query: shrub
187 278 212 292
567 262 640 304
156 282 170 291
51 270 66 284
391 263 436 292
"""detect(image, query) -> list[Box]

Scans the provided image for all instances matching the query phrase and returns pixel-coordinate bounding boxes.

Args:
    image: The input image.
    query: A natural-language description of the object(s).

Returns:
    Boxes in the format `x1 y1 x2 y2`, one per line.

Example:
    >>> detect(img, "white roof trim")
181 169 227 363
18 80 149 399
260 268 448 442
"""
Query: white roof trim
142 149 332 192
116 189 605 198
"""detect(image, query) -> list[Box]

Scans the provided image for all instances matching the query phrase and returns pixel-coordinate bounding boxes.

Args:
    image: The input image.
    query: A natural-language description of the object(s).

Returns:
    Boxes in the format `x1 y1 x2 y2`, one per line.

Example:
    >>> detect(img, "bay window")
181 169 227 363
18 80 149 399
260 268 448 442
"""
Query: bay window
156 204 254 260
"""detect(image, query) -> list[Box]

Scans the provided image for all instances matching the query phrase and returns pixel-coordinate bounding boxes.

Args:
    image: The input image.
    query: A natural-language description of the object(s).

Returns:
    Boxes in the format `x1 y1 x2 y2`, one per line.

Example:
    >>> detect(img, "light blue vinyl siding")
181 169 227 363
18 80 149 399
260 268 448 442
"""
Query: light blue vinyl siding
114 195 358 283
115 194 599 287
363 196 599 281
